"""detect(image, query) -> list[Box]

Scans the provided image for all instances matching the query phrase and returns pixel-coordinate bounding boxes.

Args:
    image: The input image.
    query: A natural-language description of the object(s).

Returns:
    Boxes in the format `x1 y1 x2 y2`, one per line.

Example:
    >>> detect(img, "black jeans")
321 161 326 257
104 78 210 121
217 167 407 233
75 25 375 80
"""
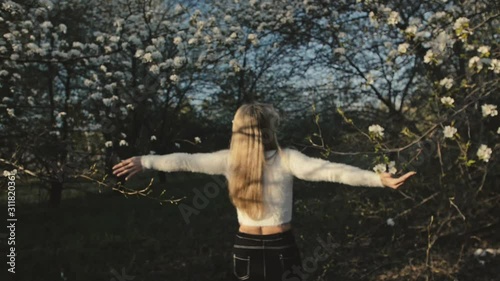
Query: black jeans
231 229 303 281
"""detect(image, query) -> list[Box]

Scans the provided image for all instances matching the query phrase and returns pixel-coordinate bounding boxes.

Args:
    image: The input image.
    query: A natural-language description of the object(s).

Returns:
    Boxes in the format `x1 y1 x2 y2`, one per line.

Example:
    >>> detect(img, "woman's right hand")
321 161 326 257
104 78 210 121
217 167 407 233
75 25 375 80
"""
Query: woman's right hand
112 156 143 181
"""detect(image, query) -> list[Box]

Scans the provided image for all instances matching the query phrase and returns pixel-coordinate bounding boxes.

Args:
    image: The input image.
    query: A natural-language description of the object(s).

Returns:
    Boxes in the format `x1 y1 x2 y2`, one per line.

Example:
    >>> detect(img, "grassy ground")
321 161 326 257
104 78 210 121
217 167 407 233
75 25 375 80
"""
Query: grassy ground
1 172 498 281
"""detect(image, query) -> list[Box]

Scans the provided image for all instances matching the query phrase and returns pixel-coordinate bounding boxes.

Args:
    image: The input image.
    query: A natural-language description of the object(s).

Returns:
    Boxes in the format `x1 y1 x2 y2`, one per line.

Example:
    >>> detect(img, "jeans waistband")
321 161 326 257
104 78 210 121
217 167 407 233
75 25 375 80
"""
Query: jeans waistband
235 229 295 242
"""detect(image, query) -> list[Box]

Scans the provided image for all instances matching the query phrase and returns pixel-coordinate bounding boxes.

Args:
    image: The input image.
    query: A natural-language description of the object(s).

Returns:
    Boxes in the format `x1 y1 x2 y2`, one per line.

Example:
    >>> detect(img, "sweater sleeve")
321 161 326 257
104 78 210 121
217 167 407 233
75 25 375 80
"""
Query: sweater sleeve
140 149 229 176
284 148 384 187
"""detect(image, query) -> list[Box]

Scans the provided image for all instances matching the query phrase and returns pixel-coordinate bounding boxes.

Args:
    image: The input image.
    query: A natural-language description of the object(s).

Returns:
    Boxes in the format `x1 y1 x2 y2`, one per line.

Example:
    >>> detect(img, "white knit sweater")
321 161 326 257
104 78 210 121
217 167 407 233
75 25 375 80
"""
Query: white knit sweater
141 148 384 226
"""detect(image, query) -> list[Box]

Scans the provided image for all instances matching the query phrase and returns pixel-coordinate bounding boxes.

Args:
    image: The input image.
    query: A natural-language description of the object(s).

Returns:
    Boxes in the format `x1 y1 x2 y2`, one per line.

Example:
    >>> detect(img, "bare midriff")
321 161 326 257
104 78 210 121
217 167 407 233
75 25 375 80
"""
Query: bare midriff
239 223 292 235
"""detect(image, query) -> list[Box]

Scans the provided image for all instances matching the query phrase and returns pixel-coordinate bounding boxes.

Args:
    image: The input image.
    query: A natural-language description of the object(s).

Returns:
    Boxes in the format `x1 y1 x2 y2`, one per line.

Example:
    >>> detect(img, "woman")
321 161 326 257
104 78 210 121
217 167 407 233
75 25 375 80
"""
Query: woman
112 103 416 281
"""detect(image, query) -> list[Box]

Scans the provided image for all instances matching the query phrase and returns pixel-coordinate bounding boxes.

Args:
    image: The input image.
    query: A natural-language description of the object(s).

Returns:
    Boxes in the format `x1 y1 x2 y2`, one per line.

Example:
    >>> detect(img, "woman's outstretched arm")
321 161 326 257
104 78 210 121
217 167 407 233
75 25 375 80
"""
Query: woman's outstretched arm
112 149 229 180
285 148 415 189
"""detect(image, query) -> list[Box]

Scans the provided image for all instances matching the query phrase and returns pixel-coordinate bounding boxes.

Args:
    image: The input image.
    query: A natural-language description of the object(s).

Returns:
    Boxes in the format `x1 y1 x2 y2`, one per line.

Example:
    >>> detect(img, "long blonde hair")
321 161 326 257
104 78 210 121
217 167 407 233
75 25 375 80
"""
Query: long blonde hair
228 103 281 220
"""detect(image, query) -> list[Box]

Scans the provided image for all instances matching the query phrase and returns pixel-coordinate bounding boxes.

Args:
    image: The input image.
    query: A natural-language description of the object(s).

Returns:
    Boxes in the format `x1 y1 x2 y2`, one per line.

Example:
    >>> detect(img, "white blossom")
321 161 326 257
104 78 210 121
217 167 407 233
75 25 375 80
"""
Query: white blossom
59 24 67 34
173 56 186 68
188 38 198 45
229 59 241 72
102 98 112 107
3 33 14 41
90 92 102 100
432 11 447 20
104 83 117 92
368 11 378 27
368 124 384 137
174 4 183 13
497 127 500 135
100 65 107 72
443 125 457 138
365 73 375 85
149 65 160 74
398 43 409 54
476 145 492 162
3 169 17 177
170 74 179 83
113 18 124 28
369 161 397 175
126 104 134 110
334 47 346 55
173 36 182 45
387 161 397 174
142 53 153 63
119 140 128 147
474 249 486 257
387 11 400 26
70 42 84 49
424 50 434 64
386 218 395 226
439 77 454 89
27 96 34 106
40 0 54 10
454 18 472 42
247 33 259 45
7 108 15 117
440 97 454 106
150 135 157 141
194 136 201 144
109 35 120 43
40 21 53 31
405 25 417 36
95 34 105 43
373 163 386 174
488 59 500 74
477 46 490 57
105 141 113 147
83 79 94 87
12 43 22 53
468 56 483 72
134 49 144 58
481 104 498 117
175 142 181 148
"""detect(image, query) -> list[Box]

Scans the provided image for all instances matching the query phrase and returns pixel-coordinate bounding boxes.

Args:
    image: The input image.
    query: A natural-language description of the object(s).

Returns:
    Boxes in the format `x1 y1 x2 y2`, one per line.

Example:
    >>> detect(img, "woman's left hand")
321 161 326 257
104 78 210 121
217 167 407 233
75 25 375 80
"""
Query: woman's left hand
112 156 143 180
380 171 416 189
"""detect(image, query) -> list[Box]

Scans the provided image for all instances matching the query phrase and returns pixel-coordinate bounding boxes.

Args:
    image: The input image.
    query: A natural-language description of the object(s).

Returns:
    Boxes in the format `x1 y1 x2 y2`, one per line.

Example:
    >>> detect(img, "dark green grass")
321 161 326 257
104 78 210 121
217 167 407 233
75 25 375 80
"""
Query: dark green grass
1 173 498 281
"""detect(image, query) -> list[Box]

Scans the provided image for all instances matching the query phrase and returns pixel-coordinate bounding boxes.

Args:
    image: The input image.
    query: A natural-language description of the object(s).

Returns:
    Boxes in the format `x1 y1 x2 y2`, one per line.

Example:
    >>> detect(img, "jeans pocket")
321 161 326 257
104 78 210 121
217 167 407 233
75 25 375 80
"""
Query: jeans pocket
233 254 251 280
